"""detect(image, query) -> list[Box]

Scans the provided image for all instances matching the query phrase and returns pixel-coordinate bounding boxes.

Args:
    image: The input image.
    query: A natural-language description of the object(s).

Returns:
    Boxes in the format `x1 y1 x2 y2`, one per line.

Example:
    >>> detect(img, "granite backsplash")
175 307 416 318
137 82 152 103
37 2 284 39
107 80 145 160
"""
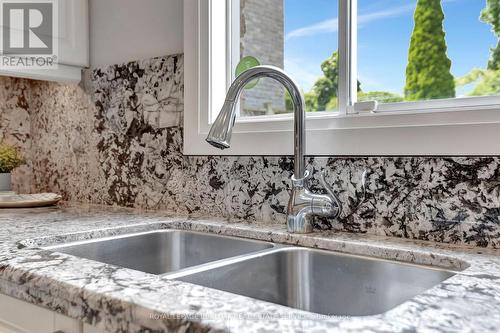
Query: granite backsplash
0 54 498 248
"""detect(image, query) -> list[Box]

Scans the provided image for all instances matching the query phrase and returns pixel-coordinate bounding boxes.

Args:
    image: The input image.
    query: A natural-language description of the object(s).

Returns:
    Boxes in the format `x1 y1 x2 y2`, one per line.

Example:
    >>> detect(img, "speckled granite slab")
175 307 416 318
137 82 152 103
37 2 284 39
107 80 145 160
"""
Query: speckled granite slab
0 204 499 333
0 54 499 248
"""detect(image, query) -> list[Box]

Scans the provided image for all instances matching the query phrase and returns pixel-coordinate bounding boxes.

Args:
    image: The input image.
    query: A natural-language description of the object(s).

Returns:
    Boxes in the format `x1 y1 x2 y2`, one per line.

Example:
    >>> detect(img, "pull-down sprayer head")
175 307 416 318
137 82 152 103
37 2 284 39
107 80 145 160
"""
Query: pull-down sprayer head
206 100 236 150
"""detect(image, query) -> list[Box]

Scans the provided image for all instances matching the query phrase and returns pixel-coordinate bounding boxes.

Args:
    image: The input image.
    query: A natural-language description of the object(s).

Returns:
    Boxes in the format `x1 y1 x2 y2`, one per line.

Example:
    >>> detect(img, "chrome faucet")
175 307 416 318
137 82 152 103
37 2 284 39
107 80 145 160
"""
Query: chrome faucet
206 65 342 233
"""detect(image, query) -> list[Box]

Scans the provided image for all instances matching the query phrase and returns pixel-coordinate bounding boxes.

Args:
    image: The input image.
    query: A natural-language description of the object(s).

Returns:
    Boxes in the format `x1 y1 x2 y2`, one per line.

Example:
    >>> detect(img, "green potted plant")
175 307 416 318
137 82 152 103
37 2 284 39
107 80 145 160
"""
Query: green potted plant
0 143 24 192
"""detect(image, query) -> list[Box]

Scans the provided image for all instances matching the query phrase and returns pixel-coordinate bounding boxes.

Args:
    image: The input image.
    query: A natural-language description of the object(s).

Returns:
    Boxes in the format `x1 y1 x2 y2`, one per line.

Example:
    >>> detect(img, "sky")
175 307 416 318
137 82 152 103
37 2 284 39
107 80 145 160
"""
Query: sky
283 0 498 96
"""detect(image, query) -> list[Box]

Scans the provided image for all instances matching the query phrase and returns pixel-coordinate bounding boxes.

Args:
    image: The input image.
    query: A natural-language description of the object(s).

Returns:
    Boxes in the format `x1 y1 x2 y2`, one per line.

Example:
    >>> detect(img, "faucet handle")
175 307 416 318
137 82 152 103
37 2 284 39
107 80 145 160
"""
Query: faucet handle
320 170 343 217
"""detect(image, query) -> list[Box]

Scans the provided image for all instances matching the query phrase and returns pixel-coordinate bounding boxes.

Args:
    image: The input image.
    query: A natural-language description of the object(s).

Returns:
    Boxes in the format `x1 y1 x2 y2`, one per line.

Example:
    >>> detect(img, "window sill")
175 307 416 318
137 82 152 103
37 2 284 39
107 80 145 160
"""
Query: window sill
184 106 500 156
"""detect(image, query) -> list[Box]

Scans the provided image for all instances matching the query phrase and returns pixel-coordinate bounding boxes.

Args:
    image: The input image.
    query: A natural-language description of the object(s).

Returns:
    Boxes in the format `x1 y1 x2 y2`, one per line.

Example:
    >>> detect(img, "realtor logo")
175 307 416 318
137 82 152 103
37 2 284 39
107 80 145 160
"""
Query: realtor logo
0 0 58 69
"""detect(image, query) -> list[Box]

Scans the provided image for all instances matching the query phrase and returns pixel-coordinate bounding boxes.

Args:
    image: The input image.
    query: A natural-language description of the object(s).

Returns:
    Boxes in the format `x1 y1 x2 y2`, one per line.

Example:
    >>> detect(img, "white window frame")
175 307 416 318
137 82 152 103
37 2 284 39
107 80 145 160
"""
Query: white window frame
184 0 500 156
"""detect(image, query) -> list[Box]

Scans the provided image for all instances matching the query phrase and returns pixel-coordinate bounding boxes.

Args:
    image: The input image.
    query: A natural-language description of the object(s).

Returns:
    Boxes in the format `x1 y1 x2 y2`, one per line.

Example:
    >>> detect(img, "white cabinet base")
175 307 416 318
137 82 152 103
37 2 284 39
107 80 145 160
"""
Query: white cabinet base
0 293 82 333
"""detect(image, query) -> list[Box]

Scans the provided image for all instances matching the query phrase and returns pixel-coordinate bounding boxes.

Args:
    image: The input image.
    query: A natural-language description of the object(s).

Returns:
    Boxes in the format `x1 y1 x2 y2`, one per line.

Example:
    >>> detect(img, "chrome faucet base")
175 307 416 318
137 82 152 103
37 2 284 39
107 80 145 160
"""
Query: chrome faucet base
286 171 341 234
287 214 314 234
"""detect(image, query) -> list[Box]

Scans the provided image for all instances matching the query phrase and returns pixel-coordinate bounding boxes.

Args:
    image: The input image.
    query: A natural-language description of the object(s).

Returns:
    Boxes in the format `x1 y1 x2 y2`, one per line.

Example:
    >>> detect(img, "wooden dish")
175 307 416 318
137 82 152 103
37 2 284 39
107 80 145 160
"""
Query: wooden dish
0 193 62 208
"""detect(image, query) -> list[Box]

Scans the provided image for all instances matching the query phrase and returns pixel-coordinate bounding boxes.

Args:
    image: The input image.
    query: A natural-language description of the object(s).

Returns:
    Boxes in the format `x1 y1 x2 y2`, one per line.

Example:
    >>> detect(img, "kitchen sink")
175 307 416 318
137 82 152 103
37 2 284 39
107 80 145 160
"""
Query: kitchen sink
44 230 274 275
175 247 456 316
43 229 457 316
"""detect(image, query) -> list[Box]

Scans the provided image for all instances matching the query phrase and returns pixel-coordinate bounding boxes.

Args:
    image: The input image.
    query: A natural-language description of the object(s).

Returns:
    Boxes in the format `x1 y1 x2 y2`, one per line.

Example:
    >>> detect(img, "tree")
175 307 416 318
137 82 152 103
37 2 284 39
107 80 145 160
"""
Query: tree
469 70 500 96
482 0 500 34
290 50 401 112
456 0 500 97
481 0 500 70
313 76 337 111
309 51 361 111
404 0 455 101
312 52 340 111
456 68 500 97
488 44 500 70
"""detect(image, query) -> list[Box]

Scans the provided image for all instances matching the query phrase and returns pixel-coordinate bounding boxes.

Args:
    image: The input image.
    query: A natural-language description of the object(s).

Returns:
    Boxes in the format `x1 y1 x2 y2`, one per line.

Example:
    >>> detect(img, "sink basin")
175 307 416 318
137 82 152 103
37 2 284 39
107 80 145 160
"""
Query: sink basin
44 230 273 275
43 228 457 316
176 247 456 316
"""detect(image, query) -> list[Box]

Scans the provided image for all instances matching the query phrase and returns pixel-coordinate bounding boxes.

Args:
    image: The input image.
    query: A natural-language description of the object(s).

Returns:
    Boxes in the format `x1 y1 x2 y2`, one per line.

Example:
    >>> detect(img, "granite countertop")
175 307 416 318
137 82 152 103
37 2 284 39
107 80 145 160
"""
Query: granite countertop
0 204 499 333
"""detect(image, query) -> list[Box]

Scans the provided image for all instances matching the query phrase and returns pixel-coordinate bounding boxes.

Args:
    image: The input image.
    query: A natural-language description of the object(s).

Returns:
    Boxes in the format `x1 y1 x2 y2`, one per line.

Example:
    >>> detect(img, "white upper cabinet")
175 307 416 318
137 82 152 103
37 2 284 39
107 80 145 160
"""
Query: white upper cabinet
56 0 89 67
0 0 89 83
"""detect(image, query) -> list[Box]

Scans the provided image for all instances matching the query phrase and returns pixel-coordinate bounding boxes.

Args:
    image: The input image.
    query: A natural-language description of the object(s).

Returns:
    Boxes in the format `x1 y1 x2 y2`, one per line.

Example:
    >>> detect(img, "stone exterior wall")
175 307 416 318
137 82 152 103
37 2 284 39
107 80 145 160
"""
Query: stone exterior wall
240 0 286 116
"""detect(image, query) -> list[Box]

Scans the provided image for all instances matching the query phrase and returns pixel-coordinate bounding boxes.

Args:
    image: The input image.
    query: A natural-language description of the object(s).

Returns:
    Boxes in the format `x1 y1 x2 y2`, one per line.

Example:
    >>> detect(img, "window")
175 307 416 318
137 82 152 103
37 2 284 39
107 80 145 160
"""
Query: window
238 0 339 116
184 0 500 156
357 0 500 105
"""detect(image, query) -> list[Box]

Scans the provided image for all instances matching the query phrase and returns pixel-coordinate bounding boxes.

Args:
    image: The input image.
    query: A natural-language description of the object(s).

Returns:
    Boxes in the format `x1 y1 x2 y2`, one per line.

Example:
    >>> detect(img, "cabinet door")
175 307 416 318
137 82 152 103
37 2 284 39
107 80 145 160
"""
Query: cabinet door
0 293 82 333
0 0 88 82
56 0 89 67
0 0 88 67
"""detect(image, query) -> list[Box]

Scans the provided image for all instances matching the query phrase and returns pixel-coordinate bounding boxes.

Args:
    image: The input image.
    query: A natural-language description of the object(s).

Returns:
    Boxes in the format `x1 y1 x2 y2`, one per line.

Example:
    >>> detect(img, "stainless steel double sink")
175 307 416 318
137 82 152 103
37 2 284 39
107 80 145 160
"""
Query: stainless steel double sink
44 230 456 317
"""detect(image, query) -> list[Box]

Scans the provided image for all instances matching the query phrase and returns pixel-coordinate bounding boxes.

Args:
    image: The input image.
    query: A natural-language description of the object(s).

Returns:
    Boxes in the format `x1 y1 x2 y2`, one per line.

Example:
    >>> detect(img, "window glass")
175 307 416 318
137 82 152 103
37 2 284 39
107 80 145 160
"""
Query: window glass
238 0 339 117
357 0 500 104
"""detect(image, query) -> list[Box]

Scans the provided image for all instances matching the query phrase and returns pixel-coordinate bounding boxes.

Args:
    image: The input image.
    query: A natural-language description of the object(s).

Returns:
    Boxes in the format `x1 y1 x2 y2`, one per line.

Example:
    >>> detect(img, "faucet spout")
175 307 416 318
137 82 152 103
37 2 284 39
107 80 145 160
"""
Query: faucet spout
206 65 306 179
206 65 341 233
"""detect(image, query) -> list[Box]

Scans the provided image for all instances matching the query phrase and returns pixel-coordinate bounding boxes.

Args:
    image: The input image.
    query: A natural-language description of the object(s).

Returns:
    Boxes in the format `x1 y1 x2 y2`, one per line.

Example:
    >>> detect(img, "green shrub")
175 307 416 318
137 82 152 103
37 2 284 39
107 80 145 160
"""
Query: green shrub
0 143 24 173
